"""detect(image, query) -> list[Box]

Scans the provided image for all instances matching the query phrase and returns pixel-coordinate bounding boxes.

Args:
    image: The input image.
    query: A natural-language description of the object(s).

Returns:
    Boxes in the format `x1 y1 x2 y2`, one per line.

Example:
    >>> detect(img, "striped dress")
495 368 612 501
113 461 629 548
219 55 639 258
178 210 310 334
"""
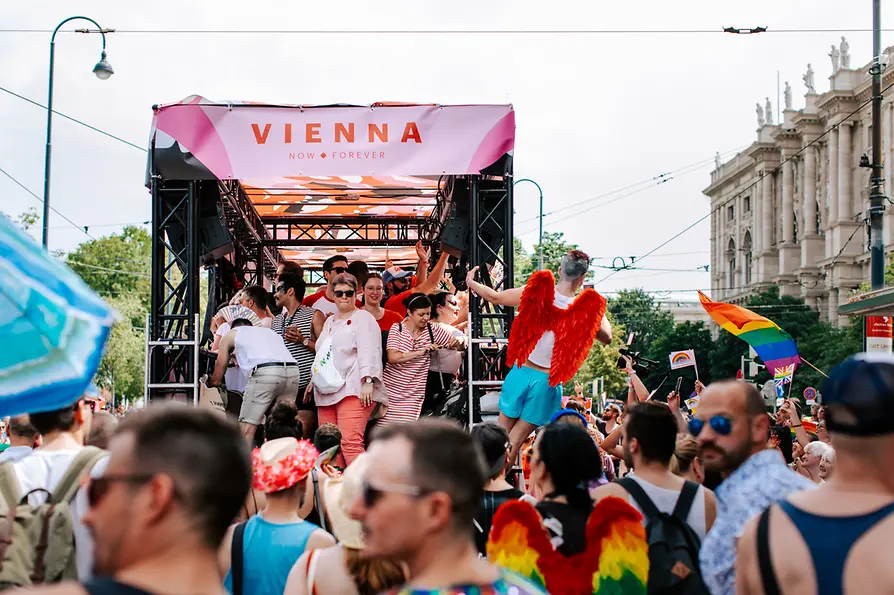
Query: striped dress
381 321 455 425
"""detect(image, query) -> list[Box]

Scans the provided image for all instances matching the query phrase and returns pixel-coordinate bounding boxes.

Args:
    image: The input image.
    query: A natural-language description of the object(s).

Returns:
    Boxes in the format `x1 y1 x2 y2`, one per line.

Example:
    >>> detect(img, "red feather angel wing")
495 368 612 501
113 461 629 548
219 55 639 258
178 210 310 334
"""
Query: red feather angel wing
505 270 556 369
549 289 607 386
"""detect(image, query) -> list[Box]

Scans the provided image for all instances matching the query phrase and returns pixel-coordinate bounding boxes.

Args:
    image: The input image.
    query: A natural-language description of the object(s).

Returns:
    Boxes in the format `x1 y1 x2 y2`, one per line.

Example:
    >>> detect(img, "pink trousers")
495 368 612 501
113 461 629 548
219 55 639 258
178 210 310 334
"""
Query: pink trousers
317 396 374 467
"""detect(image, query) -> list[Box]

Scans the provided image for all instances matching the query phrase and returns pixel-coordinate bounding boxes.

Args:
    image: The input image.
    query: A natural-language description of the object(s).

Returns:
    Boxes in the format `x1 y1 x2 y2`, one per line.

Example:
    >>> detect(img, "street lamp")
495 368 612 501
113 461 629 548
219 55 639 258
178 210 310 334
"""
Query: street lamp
514 178 544 270
42 16 114 248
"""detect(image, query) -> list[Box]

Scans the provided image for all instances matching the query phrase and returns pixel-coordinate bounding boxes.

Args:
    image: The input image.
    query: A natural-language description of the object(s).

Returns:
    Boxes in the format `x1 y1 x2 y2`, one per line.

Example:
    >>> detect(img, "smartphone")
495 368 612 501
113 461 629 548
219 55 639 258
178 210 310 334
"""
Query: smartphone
674 377 683 395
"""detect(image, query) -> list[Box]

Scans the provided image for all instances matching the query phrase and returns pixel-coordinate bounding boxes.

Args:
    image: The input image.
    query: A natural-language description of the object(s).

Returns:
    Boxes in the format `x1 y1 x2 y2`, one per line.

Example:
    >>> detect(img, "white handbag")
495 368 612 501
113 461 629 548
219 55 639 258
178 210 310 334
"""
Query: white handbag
311 319 354 394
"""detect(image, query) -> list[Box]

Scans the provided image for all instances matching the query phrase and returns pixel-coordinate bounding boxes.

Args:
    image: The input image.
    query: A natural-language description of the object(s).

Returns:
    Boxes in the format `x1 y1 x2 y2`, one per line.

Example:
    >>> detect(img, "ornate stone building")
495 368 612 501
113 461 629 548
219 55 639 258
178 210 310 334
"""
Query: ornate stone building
705 41 894 327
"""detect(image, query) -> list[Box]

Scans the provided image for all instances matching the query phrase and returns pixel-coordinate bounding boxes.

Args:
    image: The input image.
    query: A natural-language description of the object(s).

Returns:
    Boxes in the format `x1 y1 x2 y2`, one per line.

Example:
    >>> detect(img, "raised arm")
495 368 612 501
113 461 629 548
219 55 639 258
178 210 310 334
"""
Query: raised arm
412 240 429 288
596 314 612 345
414 251 451 295
465 266 524 307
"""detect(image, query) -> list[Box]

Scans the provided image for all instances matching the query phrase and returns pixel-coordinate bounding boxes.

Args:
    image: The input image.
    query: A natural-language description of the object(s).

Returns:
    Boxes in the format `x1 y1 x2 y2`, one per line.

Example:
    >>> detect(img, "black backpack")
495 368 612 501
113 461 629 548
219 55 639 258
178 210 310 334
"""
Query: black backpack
617 477 709 595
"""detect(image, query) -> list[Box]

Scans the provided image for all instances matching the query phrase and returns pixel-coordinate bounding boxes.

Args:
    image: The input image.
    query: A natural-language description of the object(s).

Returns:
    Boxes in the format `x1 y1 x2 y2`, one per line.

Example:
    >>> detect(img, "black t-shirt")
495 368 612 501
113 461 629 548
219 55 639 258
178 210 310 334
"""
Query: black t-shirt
535 500 592 557
475 488 524 555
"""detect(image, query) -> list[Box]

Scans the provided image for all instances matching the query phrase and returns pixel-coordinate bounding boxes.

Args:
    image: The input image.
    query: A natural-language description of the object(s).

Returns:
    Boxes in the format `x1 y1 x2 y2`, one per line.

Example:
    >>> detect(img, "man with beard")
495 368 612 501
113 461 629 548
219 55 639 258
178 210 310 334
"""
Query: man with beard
693 381 812 595
20 405 252 595
349 419 545 594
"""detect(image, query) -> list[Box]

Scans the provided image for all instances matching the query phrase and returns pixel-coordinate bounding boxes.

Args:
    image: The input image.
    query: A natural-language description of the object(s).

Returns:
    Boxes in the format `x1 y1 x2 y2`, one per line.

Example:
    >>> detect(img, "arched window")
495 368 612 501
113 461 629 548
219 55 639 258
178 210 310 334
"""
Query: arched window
726 238 737 291
743 232 753 286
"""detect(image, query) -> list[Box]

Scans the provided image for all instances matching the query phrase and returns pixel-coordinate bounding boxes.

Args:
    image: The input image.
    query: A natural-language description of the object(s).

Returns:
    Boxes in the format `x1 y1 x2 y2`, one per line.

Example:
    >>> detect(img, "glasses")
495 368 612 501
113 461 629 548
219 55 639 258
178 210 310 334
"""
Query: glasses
275 285 287 294
327 266 348 274
87 473 157 508
361 479 429 508
446 300 459 307
334 290 356 299
688 415 733 437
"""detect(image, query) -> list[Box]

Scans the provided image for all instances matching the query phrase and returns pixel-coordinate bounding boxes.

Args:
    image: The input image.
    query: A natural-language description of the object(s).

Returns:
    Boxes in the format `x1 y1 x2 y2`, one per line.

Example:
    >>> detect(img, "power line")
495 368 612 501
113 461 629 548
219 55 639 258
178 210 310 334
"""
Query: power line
66 260 150 278
51 220 149 230
598 76 894 286
2 27 893 35
0 165 97 242
516 146 746 227
0 85 146 152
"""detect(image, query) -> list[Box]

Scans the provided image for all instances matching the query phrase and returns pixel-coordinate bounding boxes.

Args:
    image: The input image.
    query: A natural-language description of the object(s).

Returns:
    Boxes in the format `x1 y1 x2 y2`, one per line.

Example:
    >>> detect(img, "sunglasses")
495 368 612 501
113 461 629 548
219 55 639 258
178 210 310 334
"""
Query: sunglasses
446 299 459 307
361 479 428 508
275 285 288 294
87 473 157 508
334 290 356 298
327 266 348 274
688 415 733 437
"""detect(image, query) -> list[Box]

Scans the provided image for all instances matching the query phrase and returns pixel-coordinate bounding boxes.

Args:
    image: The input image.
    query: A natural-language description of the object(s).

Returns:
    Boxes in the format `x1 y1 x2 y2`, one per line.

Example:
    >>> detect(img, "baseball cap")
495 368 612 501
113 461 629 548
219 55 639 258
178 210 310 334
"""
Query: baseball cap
382 267 413 285
820 353 894 436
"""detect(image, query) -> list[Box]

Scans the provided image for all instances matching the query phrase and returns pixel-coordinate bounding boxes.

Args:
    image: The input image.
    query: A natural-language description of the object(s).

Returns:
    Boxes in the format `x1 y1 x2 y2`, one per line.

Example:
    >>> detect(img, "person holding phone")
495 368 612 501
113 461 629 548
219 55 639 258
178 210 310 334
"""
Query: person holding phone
381 293 465 426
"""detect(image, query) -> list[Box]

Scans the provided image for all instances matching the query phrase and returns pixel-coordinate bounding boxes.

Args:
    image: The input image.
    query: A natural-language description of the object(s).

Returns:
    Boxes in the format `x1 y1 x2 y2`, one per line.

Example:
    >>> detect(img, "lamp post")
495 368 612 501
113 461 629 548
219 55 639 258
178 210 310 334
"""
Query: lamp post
42 16 114 248
514 178 544 270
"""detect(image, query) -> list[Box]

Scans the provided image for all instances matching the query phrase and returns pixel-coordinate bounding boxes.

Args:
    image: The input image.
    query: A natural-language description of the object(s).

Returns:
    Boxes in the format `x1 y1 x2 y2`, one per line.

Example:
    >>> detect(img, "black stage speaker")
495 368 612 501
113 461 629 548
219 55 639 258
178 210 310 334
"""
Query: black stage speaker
440 176 506 268
163 180 234 266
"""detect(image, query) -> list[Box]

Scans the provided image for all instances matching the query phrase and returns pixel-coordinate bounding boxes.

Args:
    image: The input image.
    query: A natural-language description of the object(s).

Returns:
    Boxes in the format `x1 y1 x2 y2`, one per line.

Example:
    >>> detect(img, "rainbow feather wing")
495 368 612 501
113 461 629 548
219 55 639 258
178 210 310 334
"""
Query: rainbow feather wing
486 500 549 588
487 498 649 595
589 498 649 595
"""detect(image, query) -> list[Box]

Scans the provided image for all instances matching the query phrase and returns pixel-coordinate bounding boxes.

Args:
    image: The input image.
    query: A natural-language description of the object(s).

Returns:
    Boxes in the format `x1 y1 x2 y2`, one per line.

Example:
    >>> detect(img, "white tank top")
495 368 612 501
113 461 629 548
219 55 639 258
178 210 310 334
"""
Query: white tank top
231 327 296 371
626 474 708 540
527 290 574 368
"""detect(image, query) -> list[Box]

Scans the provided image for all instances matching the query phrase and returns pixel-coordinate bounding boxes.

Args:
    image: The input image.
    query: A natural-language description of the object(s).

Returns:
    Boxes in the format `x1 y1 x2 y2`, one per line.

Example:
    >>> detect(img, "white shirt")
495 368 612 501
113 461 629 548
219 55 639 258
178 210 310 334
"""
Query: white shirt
216 323 249 392
625 474 709 540
312 296 339 317
232 327 297 371
429 323 465 375
527 290 574 368
13 448 110 579
0 446 33 464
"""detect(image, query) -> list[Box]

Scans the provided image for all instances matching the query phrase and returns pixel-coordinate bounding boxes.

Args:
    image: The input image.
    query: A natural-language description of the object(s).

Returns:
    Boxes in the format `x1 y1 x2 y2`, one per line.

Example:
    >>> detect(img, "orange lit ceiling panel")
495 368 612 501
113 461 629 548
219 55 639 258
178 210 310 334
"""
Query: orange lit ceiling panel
279 246 418 269
244 175 442 218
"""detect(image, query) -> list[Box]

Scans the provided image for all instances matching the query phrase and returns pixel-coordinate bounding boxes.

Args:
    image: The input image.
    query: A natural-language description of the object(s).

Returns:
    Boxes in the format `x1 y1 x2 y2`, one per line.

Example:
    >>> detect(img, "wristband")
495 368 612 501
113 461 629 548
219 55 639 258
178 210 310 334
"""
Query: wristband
791 423 802 428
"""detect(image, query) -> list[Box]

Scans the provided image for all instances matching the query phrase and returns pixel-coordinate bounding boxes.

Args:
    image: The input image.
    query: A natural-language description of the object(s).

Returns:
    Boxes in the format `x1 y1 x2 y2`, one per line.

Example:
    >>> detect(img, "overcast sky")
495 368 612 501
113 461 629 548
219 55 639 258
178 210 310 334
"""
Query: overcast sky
2 0 892 298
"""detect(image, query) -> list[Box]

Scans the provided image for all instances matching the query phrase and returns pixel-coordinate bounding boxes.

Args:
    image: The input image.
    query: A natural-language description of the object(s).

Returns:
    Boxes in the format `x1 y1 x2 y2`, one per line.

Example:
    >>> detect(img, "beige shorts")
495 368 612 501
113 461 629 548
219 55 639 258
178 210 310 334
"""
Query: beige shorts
239 366 302 425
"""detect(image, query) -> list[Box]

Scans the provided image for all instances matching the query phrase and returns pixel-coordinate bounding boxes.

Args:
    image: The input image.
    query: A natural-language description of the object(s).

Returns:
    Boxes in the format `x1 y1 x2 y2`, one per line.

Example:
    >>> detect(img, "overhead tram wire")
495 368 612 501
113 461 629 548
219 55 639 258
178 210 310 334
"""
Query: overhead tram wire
0 165 97 242
2 27 894 35
516 146 746 226
0 85 146 152
597 76 894 286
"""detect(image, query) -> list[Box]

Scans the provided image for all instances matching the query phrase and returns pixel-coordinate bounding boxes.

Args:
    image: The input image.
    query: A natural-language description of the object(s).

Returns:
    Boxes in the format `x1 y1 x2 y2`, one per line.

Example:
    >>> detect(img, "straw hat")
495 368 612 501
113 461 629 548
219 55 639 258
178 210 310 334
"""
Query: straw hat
252 437 319 494
322 453 370 549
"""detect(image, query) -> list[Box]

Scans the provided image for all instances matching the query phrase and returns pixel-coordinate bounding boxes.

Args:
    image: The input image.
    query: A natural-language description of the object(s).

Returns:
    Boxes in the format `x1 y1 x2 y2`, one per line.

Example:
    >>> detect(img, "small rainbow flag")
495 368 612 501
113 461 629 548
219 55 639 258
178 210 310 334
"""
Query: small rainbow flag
698 292 801 376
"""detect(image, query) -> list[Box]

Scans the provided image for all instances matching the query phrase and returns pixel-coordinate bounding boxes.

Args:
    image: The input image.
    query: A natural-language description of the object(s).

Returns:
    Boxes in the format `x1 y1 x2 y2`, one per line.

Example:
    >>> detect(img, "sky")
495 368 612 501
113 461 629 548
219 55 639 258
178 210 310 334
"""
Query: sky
2 0 893 300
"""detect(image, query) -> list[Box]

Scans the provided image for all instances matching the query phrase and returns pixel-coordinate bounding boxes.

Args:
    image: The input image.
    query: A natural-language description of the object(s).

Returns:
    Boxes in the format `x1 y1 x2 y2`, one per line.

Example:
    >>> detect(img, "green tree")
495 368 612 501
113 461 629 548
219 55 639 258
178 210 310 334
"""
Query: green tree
647 320 716 397
514 232 579 284
96 293 145 402
2 207 39 232
66 226 151 307
607 289 675 360
566 315 628 399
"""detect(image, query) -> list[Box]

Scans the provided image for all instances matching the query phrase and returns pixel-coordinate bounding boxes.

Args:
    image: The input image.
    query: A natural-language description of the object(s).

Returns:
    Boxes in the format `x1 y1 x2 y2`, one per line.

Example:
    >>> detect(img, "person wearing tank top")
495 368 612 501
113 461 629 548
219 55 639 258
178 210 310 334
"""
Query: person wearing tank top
735 354 894 595
465 250 612 464
210 322 300 446
590 402 718 541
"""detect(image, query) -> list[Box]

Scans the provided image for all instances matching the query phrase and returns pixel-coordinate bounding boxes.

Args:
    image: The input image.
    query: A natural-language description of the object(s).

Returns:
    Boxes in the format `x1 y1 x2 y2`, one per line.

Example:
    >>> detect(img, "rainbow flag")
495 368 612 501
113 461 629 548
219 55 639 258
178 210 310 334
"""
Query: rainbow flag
698 292 801 375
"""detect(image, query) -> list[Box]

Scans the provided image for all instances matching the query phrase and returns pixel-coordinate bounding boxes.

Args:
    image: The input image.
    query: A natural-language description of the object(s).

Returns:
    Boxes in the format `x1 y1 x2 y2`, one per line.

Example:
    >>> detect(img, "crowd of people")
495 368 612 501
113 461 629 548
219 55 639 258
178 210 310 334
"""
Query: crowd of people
2 247 892 595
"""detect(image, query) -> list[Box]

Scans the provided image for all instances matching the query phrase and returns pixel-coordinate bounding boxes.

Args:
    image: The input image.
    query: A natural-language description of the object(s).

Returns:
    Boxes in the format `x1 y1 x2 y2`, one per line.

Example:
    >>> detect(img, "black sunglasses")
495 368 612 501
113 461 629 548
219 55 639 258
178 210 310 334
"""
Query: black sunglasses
327 266 348 274
87 474 157 508
334 290 356 298
275 285 288 294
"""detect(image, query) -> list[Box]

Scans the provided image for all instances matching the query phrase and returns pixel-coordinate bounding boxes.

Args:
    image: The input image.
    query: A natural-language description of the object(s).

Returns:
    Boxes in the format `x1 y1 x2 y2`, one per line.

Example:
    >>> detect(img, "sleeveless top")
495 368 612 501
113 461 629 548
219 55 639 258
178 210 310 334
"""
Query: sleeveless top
625 474 708 539
224 515 319 595
769 499 894 595
82 579 155 595
527 290 573 368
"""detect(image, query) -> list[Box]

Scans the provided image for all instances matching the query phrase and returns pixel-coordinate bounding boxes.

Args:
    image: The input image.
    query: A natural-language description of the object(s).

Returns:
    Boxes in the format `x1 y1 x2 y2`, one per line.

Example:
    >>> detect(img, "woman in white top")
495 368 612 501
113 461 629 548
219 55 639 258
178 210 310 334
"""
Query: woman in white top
305 274 386 468
422 291 466 415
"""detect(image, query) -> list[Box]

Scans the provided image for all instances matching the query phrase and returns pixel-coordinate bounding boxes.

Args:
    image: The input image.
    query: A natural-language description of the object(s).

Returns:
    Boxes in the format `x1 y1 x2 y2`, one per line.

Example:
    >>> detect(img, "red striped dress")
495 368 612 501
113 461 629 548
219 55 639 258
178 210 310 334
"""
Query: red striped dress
381 321 455 425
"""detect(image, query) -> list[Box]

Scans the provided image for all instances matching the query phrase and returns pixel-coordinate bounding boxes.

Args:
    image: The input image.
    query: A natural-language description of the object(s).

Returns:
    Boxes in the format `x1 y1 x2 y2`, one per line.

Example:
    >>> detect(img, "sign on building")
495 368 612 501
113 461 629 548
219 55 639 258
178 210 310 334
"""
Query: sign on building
865 316 893 353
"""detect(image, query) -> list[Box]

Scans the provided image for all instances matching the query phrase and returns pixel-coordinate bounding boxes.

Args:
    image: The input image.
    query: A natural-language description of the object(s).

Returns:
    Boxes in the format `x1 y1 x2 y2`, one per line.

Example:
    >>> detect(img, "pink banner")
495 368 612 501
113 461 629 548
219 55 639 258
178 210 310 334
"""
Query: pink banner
151 98 515 179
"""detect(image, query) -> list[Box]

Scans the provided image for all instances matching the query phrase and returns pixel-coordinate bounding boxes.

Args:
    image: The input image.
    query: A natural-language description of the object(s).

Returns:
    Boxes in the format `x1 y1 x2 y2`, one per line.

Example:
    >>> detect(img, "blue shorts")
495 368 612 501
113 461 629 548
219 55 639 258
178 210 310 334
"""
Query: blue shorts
499 366 562 427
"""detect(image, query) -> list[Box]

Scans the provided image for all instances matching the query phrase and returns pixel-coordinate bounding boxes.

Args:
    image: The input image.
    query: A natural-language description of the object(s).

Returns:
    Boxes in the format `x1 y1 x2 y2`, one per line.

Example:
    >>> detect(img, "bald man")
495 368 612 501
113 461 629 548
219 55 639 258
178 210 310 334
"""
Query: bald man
736 355 894 594
693 381 812 595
